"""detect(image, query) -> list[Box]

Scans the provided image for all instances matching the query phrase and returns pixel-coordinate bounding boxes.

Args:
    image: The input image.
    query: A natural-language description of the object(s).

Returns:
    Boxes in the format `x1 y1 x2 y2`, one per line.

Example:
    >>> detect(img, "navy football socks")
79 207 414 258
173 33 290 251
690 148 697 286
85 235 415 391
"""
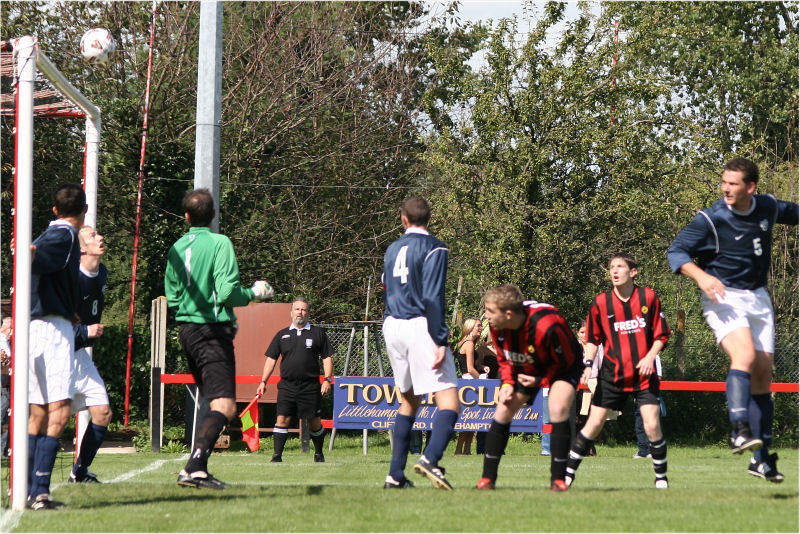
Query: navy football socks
422 409 458 465
726 370 751 426
389 414 414 481
73 422 107 479
750 393 773 463
30 435 59 498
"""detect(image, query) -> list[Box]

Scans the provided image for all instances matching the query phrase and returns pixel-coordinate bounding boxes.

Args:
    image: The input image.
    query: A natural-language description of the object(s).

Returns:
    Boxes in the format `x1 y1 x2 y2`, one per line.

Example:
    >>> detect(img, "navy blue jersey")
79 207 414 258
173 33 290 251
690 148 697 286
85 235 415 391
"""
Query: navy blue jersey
668 195 799 289
382 228 449 346
30 220 81 319
74 263 107 350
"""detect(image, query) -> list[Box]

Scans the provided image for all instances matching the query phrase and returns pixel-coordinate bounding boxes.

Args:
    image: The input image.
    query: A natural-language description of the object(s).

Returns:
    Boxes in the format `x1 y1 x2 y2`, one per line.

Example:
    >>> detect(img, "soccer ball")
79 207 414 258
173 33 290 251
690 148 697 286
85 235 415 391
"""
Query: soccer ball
80 28 116 64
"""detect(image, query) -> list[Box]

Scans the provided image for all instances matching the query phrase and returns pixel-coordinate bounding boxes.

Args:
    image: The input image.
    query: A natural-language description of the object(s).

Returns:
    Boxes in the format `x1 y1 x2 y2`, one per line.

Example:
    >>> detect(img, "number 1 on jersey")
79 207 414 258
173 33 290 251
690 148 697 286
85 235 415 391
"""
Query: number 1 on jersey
393 245 409 284
184 247 192 287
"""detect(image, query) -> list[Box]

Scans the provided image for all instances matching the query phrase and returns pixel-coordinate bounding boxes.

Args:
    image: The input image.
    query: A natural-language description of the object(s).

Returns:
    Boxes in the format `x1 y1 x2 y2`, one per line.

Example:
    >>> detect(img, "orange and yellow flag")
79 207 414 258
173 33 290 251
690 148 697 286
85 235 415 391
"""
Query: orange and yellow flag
239 396 260 452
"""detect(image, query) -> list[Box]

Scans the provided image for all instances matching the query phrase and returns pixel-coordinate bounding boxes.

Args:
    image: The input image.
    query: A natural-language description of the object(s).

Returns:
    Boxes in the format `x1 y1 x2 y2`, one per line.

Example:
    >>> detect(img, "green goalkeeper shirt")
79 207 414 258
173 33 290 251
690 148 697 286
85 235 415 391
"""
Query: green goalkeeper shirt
164 226 255 324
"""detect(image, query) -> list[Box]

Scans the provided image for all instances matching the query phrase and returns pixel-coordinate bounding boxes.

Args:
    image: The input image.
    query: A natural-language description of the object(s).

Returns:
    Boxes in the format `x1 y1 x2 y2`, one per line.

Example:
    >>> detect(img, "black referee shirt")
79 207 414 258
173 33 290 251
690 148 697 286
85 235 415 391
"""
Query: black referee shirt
265 323 333 380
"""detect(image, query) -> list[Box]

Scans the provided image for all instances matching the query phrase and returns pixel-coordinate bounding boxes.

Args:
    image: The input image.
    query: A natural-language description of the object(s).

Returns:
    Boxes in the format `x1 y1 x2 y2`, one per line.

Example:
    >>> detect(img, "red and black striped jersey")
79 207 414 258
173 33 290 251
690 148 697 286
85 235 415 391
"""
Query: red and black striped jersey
490 301 582 389
585 285 670 391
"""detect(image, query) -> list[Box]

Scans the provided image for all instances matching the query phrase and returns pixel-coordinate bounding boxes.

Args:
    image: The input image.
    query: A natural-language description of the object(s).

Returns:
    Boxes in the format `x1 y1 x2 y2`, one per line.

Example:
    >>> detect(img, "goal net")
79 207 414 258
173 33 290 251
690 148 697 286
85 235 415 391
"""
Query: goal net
1 35 101 511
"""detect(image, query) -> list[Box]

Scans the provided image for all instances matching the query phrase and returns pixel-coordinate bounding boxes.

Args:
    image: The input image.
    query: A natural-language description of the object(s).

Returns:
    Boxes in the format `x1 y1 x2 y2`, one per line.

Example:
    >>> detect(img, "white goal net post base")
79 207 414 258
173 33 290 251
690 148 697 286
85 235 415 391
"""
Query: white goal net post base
3 35 101 511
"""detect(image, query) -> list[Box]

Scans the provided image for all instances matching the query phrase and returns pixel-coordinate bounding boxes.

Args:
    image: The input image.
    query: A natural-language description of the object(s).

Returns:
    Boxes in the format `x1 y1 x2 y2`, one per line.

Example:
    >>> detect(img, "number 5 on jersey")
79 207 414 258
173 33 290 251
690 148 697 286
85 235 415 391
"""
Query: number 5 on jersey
393 245 409 284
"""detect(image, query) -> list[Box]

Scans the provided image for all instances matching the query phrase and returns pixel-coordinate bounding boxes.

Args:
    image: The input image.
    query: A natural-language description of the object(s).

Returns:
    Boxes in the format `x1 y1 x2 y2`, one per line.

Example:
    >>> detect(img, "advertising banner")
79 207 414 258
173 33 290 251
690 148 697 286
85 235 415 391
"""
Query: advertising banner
333 376 544 432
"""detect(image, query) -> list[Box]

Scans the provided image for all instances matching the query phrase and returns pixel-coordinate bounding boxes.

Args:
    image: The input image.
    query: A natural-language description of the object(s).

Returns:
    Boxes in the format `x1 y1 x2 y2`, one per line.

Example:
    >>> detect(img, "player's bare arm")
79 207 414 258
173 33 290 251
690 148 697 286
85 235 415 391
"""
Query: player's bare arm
636 340 665 377
320 357 333 395
87 323 104 338
516 373 540 388
431 345 446 369
581 342 599 385
679 261 725 302
257 357 278 397
497 383 514 405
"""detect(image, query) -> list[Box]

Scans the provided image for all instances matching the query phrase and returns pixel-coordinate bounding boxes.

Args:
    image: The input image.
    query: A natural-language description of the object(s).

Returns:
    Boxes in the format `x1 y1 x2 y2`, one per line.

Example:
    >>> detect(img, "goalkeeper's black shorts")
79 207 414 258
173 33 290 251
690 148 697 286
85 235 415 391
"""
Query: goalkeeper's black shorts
178 322 236 401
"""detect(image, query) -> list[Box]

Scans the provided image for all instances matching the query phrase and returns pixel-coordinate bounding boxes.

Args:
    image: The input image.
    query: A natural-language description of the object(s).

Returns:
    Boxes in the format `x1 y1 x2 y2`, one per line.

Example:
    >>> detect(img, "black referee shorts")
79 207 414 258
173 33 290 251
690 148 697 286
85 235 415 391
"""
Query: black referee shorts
592 378 660 412
277 379 322 420
178 322 237 401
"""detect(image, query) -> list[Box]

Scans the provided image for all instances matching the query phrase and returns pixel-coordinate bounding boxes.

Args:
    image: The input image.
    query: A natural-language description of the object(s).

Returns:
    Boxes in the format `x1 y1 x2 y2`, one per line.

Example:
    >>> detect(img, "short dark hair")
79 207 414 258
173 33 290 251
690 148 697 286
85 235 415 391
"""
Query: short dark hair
724 157 759 184
292 297 309 307
401 197 431 226
53 183 86 217
609 252 637 270
183 189 215 227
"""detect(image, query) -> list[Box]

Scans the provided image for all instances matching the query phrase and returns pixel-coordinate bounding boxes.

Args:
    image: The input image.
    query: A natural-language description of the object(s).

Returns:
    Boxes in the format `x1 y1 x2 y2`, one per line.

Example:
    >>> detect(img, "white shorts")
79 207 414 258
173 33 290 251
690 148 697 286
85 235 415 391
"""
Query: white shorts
702 287 774 353
29 316 75 405
383 316 458 396
71 348 109 413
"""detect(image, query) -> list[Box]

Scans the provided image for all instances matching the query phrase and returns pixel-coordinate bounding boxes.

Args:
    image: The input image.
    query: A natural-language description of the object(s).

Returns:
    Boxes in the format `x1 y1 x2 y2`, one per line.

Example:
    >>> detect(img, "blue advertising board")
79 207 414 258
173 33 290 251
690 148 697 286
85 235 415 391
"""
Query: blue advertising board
333 376 543 432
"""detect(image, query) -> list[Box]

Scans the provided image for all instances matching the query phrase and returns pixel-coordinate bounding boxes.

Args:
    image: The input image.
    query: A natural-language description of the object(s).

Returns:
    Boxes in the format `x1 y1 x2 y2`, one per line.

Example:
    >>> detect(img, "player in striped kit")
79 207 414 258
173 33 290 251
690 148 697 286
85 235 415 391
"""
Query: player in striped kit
477 284 582 492
668 157 798 482
69 225 111 483
565 253 671 489
381 197 460 490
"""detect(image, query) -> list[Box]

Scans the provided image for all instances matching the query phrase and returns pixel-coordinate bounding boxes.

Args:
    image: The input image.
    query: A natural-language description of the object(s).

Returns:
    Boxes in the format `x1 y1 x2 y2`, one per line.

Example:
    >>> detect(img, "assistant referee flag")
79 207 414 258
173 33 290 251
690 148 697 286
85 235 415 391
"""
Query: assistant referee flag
239 396 260 451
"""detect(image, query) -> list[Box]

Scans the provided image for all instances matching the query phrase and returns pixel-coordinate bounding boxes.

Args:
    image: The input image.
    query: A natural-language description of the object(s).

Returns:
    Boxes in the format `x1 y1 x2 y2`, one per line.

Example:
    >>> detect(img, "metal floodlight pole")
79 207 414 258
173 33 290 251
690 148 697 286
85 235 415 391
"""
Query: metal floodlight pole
194 0 223 232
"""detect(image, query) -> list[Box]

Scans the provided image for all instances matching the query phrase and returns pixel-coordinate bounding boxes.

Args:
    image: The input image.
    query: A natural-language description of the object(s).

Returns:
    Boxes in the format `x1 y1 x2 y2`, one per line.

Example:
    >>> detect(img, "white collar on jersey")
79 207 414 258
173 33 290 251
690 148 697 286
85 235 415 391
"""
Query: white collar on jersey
404 227 429 236
727 196 756 216
79 264 100 278
289 322 311 334
49 219 75 229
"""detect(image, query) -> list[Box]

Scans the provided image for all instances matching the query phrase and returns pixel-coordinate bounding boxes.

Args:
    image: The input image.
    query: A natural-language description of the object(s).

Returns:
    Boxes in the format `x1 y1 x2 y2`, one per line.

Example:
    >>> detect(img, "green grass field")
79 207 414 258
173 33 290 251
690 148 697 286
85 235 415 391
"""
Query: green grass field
2 434 798 532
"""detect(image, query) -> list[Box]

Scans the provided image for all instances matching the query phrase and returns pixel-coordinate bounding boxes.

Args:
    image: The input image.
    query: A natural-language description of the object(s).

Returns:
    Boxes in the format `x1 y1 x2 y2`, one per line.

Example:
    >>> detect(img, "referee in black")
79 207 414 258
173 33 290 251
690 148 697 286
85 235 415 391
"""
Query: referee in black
256 298 333 462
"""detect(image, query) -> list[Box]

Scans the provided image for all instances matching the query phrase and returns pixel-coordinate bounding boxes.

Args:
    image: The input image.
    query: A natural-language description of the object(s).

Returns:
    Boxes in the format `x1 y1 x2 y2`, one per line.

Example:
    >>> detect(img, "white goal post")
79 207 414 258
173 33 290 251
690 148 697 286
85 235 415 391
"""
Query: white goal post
5 35 101 511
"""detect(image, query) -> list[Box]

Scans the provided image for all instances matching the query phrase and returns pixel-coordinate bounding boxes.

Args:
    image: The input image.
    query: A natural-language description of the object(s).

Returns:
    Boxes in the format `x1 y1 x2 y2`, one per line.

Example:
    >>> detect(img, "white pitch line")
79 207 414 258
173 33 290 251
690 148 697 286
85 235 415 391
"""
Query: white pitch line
2 455 188 532
108 453 188 483
1 510 23 533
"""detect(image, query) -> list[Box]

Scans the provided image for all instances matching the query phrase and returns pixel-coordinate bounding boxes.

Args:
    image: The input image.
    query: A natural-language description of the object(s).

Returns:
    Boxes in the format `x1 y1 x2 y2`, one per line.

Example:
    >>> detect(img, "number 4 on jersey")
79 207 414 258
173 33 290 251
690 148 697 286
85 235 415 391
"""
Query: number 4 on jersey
393 245 409 284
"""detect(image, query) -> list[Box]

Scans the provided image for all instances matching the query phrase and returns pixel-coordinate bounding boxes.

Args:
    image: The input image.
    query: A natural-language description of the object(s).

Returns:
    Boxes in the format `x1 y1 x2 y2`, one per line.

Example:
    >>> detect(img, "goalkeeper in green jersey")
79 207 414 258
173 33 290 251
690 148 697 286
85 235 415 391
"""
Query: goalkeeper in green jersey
165 188 273 489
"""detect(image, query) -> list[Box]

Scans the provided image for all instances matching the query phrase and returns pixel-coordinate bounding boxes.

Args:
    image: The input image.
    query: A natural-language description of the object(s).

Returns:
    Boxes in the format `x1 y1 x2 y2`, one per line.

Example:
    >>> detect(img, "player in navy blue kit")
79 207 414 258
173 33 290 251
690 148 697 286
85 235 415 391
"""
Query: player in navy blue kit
382 197 460 490
69 226 112 483
668 158 798 482
26 184 85 510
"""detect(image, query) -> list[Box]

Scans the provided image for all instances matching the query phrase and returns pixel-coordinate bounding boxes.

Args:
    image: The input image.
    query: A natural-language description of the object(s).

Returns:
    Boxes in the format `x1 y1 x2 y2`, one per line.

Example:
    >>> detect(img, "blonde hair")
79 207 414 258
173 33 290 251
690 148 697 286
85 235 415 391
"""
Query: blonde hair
457 317 481 351
484 284 524 313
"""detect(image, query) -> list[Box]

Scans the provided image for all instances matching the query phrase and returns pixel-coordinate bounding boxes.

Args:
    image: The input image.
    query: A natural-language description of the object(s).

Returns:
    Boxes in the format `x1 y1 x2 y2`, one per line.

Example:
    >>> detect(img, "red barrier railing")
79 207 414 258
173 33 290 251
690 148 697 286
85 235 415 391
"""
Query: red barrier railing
159 374 796 436
160 374 798 392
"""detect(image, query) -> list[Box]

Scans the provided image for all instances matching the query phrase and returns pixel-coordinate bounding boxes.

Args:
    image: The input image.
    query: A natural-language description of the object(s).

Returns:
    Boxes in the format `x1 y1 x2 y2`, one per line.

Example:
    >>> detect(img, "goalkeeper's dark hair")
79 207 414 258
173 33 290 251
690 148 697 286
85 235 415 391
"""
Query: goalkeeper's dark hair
53 183 86 217
401 196 431 227
183 188 215 227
